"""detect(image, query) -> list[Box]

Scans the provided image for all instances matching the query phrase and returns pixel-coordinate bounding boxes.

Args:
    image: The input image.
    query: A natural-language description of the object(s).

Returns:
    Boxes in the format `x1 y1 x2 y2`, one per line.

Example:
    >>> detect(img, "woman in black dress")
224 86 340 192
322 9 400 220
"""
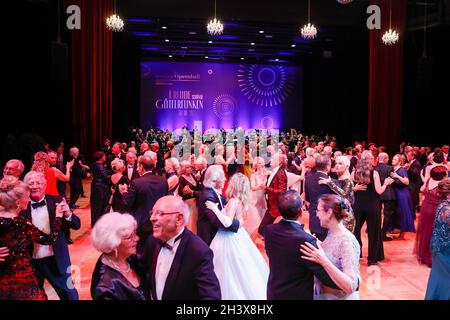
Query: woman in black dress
90 151 111 226
90 212 149 300
110 159 129 213
352 151 394 265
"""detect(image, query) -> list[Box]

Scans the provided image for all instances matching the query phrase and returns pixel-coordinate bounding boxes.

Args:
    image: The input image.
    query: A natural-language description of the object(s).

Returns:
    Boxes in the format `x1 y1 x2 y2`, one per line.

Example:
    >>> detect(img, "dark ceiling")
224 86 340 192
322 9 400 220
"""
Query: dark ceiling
114 0 447 62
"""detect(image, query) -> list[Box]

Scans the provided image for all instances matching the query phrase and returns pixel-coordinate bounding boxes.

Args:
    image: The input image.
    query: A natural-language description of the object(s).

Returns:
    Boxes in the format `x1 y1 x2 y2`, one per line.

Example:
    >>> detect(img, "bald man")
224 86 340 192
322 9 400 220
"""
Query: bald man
141 195 221 300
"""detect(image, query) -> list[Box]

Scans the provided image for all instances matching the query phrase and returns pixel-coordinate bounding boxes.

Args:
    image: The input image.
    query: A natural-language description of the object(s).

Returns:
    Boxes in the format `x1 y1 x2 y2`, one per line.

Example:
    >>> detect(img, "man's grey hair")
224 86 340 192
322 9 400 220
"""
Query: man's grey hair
203 165 224 189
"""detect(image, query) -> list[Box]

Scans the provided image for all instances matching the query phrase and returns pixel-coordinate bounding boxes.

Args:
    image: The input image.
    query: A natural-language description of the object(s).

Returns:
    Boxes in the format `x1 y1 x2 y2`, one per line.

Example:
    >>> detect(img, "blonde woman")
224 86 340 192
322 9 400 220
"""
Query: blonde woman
110 158 129 213
205 173 269 299
250 156 269 219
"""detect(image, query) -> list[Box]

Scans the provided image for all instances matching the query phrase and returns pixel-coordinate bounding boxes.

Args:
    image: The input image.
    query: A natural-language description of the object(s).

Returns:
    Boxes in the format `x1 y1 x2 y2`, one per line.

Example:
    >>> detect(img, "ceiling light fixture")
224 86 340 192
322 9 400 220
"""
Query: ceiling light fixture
207 0 224 35
382 0 399 45
300 0 317 39
106 0 124 32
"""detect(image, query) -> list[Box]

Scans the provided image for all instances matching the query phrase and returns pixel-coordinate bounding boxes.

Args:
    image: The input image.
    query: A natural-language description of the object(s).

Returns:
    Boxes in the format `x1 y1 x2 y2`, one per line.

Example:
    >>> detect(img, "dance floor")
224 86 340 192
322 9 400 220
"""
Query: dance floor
45 180 431 300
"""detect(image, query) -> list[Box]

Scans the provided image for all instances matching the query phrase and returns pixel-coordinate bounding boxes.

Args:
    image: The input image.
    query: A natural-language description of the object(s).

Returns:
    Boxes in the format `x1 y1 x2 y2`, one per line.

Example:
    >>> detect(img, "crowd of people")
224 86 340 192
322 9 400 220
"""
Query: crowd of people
1 126 449 300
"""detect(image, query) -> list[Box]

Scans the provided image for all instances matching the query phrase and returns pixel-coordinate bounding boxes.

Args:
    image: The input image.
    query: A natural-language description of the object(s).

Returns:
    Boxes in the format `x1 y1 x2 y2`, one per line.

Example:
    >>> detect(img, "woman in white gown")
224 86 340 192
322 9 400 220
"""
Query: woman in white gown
206 173 269 300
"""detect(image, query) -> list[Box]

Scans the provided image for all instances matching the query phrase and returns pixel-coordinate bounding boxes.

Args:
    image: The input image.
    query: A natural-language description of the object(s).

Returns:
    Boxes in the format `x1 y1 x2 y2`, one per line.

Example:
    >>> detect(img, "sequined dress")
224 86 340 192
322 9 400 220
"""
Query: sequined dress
314 228 361 300
0 216 62 300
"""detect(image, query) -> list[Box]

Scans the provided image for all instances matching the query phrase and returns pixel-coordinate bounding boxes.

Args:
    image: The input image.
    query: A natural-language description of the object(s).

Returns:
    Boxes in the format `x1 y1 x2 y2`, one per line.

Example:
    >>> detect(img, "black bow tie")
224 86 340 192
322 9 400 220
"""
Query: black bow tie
160 233 183 251
31 200 46 209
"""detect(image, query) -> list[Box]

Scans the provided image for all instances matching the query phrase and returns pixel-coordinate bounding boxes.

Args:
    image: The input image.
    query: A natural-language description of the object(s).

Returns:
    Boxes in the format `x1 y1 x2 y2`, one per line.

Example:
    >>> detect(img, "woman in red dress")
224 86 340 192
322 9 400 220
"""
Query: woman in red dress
32 151 73 197
0 177 62 300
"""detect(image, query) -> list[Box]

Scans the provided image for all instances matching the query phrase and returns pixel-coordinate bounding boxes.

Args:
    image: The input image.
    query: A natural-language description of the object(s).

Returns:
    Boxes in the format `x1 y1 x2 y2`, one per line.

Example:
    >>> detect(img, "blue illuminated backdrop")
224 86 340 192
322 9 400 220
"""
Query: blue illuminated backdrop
140 61 303 131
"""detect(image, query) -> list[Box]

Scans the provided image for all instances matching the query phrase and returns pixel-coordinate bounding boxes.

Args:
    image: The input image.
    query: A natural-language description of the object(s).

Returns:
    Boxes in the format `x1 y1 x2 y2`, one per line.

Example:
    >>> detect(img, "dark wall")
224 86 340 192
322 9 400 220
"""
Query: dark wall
302 28 369 148
2 0 73 165
403 24 450 147
111 32 141 142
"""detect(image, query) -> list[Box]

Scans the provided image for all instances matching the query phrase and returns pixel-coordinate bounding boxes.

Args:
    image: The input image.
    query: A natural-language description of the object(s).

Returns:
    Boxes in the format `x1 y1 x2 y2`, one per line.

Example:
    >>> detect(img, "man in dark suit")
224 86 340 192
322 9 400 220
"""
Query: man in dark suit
106 142 123 172
141 195 221 300
121 155 169 254
405 150 423 219
125 151 140 181
375 153 397 240
304 155 336 241
265 190 339 300
197 165 240 245
21 171 80 300
258 153 288 237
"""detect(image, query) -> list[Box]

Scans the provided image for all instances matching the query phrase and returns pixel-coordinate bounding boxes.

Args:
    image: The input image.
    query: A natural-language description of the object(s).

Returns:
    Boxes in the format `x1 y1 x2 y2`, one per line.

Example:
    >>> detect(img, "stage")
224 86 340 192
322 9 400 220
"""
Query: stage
45 179 431 300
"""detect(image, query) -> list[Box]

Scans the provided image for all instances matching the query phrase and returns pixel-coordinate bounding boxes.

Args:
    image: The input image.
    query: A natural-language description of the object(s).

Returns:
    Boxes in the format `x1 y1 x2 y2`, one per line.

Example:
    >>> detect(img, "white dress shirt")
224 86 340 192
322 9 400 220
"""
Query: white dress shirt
155 228 185 300
31 197 54 259
127 164 135 180
212 187 224 208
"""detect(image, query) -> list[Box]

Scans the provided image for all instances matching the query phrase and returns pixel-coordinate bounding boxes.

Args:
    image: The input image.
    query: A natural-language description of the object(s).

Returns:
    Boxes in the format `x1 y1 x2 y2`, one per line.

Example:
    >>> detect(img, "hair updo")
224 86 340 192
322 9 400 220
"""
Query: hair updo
318 194 349 221
0 176 29 212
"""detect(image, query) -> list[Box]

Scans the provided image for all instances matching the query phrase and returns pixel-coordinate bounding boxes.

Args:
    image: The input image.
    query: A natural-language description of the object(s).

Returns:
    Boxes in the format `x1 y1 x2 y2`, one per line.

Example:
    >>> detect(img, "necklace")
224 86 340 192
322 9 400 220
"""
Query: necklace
103 255 131 274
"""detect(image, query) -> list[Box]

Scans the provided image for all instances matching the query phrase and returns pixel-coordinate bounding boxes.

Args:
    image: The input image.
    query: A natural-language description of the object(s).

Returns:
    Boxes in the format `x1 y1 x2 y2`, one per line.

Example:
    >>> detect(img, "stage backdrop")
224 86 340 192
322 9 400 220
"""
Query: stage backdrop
140 61 303 132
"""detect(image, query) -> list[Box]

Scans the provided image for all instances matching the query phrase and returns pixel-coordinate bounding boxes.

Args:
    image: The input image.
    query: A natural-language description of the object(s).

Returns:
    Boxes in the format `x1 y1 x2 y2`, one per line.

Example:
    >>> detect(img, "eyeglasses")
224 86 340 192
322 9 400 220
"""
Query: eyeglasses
150 210 181 218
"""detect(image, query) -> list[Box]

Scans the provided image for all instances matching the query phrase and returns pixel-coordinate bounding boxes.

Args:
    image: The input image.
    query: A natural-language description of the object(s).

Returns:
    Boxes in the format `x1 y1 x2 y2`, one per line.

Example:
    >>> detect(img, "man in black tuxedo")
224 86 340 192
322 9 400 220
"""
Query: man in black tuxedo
125 151 140 181
197 165 240 246
21 171 80 300
405 150 423 219
375 153 397 240
265 190 339 300
304 155 336 241
106 142 123 172
121 155 169 254
442 144 449 162
141 195 221 300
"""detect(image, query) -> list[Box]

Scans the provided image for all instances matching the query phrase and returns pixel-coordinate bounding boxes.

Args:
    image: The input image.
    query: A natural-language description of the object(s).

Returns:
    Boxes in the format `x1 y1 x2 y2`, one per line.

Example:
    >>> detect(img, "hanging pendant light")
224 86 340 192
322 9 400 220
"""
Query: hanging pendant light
382 0 399 45
207 0 224 36
106 0 124 32
301 0 317 39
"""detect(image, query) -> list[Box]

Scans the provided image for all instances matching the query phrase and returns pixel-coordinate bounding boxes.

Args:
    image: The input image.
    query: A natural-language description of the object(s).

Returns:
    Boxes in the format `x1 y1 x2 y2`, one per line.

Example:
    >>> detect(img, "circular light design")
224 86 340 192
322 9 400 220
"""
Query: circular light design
162 26 167 29
250 42 255 46
237 64 294 107
208 40 213 44
382 29 399 45
205 56 209 59
259 30 265 34
213 94 237 119
165 39 170 42
207 18 224 35
106 14 124 32
291 44 296 48
301 23 317 39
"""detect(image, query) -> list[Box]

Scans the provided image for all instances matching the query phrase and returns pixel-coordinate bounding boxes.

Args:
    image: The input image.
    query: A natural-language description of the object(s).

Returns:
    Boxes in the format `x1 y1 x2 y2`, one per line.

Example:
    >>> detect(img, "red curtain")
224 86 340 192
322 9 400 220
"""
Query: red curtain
368 0 407 154
69 0 113 160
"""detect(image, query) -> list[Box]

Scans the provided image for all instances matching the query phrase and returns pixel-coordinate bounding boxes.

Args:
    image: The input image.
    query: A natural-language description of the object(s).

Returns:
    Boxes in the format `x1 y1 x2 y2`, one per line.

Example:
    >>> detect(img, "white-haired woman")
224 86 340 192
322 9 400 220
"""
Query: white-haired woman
0 177 63 300
90 212 148 300
319 155 359 232
206 173 269 299
165 157 180 195
110 158 129 213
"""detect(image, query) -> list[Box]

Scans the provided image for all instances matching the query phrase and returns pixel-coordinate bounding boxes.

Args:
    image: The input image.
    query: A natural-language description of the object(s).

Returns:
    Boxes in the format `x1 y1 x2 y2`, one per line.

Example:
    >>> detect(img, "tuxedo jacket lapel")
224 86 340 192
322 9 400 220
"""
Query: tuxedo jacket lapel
162 230 189 300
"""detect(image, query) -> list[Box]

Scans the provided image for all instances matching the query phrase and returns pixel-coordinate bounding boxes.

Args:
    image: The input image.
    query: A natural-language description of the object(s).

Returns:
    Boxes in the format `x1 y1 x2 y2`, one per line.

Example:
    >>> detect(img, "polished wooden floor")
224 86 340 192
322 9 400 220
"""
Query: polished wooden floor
45 181 431 300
